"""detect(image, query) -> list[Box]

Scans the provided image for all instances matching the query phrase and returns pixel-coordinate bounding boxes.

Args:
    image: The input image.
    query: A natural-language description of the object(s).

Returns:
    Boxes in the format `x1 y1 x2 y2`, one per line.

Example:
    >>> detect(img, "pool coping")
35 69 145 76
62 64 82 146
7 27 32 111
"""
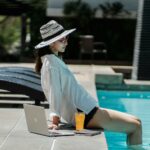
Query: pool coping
96 76 150 91
93 65 150 91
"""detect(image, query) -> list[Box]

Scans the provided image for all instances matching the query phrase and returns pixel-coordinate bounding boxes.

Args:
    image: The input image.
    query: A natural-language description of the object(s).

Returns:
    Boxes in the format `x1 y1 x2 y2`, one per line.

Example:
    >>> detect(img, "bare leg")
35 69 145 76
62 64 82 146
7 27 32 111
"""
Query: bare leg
86 108 142 145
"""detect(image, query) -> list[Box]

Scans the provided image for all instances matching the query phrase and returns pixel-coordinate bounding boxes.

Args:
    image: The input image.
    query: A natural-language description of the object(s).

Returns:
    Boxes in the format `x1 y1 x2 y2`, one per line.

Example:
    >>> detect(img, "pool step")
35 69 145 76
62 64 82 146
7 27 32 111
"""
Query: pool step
93 66 123 85
96 73 123 84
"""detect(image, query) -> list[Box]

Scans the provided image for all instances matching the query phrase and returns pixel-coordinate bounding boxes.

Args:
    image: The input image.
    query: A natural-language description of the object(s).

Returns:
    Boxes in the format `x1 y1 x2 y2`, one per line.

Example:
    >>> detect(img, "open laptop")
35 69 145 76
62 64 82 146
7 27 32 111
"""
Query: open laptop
23 104 75 137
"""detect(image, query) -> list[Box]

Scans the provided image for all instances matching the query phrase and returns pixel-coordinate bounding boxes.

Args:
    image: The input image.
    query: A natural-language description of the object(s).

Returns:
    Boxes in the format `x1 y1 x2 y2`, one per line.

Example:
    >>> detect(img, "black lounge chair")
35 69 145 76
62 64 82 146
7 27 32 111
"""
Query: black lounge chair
0 72 41 85
0 67 45 105
0 66 39 78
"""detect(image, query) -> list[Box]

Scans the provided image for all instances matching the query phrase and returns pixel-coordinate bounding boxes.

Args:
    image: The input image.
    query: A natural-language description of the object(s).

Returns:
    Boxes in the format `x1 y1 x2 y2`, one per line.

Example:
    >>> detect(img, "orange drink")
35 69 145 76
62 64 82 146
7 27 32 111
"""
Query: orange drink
75 112 85 131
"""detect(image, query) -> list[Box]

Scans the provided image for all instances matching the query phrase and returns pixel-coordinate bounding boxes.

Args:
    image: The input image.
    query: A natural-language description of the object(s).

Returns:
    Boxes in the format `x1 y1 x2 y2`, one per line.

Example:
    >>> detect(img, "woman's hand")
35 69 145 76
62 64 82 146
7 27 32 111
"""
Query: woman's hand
48 124 59 130
48 116 60 130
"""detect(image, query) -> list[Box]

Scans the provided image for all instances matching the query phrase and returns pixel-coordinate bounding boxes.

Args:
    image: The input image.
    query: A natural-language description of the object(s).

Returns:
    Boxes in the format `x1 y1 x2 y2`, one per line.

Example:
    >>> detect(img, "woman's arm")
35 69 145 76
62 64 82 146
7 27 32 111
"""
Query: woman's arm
47 67 62 129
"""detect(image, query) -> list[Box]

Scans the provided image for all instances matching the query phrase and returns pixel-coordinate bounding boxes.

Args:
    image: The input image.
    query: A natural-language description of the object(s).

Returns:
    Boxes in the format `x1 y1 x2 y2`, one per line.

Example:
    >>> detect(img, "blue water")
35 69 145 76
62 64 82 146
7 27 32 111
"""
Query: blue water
97 90 150 150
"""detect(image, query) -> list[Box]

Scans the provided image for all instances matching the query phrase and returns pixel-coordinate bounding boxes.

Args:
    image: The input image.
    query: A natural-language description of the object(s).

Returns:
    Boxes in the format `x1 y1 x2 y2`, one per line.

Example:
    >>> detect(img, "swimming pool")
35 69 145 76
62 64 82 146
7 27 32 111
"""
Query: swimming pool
97 90 150 150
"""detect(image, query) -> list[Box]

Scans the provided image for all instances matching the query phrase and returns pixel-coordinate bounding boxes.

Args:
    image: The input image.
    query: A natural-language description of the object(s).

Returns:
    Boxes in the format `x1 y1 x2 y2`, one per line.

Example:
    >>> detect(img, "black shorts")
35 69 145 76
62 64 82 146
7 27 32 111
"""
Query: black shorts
77 107 99 128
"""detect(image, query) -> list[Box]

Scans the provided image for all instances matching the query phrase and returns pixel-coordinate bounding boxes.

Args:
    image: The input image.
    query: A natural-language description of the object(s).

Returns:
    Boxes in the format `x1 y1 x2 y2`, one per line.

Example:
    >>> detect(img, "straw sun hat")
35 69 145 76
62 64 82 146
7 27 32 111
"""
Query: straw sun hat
35 20 76 49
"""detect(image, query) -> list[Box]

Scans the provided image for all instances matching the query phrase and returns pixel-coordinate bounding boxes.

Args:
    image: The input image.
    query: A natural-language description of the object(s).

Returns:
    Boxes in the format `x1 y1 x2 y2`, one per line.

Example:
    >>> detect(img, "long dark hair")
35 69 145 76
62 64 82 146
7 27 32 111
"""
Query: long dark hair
34 46 52 74
34 46 63 74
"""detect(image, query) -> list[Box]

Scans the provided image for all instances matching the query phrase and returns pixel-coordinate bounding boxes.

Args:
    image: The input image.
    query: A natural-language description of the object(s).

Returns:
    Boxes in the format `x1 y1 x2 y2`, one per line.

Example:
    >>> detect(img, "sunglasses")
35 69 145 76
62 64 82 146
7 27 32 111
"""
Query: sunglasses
58 36 69 43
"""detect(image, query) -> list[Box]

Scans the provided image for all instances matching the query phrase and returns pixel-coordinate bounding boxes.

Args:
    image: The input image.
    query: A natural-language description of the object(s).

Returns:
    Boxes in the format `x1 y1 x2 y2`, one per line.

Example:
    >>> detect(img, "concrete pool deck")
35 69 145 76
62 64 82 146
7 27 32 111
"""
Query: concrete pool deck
1 63 150 150
0 63 108 150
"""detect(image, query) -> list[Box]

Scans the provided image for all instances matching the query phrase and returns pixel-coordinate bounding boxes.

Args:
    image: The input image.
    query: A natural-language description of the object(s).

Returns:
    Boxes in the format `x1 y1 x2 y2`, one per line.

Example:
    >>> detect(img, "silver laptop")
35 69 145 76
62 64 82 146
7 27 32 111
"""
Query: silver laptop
23 104 75 137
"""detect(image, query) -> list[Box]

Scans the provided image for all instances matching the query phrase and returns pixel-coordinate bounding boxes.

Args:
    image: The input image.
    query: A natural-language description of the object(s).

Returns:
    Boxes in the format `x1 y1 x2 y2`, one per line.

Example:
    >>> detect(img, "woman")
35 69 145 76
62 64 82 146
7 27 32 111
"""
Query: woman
34 20 142 147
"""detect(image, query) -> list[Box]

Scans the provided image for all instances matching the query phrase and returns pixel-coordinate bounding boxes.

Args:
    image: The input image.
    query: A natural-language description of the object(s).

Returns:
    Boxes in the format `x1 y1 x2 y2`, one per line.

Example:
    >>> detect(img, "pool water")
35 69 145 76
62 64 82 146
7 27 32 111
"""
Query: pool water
97 90 150 150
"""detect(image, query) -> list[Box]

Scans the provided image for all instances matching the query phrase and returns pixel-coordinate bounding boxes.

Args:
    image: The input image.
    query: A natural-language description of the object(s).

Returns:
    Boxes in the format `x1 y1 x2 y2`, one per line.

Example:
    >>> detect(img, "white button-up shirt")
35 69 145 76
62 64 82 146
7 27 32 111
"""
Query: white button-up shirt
41 54 98 125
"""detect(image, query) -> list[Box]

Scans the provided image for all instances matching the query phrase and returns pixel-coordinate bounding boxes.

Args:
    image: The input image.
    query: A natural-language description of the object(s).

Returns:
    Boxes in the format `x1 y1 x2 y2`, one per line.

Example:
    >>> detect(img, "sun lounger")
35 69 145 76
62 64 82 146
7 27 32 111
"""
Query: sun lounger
0 71 40 84
0 67 45 105
0 66 39 78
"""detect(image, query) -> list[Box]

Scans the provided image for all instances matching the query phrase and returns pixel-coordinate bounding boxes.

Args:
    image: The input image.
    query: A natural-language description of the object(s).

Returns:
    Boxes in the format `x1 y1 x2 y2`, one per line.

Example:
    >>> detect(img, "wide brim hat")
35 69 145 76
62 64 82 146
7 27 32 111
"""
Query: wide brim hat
35 20 76 49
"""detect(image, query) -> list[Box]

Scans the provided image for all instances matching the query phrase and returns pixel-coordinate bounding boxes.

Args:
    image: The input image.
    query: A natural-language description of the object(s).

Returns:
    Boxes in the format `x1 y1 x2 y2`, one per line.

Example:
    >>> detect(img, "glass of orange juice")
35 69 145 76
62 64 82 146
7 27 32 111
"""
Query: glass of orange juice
75 112 85 131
